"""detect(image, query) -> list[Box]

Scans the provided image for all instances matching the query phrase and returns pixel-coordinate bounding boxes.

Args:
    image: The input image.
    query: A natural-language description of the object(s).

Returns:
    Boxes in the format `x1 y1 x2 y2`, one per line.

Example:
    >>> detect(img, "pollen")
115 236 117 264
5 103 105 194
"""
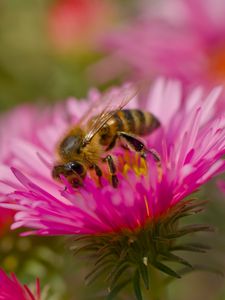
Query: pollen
89 150 162 187
118 151 163 184
118 152 148 177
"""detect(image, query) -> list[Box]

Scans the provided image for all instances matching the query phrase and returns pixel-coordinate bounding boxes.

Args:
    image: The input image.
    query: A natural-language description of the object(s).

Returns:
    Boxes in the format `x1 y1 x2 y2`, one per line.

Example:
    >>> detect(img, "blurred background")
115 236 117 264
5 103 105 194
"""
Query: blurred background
0 0 135 111
0 1 225 299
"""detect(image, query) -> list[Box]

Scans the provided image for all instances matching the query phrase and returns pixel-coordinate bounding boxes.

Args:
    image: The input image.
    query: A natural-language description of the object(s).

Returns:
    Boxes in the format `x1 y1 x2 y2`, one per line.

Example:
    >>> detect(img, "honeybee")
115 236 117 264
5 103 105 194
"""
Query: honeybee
52 85 160 188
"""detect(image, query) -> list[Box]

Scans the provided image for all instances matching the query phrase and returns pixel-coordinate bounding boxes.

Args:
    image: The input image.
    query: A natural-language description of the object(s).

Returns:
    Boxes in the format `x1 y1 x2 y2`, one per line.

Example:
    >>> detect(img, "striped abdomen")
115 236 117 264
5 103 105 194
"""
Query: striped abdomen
99 109 160 147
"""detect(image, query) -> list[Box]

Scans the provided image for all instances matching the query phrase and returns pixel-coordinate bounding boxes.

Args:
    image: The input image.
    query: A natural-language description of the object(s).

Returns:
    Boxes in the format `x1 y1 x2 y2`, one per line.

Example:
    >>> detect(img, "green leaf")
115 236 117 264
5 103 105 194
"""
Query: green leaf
133 270 143 300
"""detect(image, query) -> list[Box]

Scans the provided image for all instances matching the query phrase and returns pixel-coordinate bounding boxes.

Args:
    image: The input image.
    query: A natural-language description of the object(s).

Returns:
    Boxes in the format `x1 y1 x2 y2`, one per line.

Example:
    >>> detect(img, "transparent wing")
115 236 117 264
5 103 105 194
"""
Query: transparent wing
80 83 141 146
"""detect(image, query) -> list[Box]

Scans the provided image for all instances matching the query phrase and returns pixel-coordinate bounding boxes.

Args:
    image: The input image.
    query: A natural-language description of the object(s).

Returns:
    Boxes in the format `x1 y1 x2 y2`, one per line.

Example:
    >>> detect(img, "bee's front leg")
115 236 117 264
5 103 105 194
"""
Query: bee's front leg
92 164 103 187
102 155 119 188
118 132 161 162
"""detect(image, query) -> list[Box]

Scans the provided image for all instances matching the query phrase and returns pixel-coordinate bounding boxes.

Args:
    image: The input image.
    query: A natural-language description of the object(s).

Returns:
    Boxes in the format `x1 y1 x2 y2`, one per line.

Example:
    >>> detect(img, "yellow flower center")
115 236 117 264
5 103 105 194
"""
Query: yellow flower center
118 151 148 177
118 151 163 182
89 151 162 187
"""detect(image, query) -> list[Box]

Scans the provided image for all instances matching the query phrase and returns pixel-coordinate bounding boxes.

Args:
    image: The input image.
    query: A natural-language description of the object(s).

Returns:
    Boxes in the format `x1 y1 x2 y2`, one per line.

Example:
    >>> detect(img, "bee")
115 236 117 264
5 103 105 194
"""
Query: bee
52 85 160 188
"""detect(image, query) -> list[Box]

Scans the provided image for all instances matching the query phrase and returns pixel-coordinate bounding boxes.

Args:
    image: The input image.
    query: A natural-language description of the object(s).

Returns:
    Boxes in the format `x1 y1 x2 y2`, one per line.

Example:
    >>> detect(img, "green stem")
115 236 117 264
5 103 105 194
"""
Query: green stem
143 267 168 300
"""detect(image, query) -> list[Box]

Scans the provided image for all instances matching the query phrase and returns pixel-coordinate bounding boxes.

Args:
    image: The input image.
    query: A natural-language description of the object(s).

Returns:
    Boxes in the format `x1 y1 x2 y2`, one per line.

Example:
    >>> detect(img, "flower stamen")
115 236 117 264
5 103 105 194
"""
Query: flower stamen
118 152 148 176
144 196 150 218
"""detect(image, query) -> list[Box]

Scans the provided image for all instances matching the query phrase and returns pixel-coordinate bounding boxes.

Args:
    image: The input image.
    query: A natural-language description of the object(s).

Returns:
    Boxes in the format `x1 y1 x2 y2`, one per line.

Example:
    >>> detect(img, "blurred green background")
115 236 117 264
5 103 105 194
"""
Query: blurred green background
0 0 90 110
0 1 225 300
0 0 125 111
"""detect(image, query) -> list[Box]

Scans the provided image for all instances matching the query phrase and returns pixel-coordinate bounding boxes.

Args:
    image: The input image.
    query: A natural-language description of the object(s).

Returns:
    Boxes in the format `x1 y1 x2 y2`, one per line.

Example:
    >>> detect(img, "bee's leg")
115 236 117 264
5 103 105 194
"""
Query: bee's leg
103 155 119 188
105 136 117 151
93 164 103 187
118 132 160 162
142 148 161 162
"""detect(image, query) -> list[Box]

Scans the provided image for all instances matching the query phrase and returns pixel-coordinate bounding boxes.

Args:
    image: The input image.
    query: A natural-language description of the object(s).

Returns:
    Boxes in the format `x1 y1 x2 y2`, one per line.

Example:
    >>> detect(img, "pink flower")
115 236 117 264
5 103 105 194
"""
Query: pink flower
98 0 225 87
0 108 31 236
0 269 41 300
0 79 224 236
0 208 14 237
48 0 117 53
1 80 224 298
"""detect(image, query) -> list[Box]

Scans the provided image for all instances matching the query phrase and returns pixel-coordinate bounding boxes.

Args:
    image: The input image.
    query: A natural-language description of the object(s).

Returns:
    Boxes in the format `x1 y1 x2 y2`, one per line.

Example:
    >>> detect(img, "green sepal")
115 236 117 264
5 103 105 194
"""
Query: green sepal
95 252 113 266
133 270 143 300
107 278 131 300
179 264 224 278
171 243 211 253
166 224 214 239
152 261 181 278
164 264 224 285
139 262 150 289
71 199 215 300
159 252 193 269
85 260 113 285
108 262 129 288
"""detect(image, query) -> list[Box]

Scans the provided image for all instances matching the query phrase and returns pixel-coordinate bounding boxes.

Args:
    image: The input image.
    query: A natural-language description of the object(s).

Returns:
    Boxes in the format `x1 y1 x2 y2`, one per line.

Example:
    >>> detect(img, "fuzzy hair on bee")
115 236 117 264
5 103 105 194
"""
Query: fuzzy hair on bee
52 85 161 188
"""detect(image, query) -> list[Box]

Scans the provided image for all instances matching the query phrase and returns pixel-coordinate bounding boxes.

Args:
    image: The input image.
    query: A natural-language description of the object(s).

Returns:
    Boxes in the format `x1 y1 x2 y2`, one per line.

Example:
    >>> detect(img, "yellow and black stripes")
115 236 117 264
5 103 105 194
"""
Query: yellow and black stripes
120 110 135 132
115 109 160 136
99 109 160 148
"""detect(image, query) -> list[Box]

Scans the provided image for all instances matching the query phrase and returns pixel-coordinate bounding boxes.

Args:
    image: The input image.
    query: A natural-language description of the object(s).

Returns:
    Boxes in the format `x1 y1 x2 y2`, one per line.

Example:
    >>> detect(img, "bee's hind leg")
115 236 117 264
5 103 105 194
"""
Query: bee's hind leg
142 148 161 162
103 155 119 188
118 132 160 162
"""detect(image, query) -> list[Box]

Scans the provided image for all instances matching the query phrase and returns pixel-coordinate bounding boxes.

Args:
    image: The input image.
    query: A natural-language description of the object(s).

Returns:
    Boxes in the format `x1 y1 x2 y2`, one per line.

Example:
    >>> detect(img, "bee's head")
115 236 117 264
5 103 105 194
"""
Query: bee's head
52 161 86 188
58 128 84 159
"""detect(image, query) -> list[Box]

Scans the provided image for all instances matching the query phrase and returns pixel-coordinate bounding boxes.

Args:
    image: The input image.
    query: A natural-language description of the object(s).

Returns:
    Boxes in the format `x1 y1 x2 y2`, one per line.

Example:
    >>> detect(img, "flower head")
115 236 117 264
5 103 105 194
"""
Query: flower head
0 269 41 300
48 0 117 54
0 80 225 298
0 79 224 234
98 0 225 87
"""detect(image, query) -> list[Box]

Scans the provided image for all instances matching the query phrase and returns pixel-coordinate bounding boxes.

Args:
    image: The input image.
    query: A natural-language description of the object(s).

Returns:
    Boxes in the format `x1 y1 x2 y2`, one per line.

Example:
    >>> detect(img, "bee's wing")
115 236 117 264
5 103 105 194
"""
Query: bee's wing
80 83 140 146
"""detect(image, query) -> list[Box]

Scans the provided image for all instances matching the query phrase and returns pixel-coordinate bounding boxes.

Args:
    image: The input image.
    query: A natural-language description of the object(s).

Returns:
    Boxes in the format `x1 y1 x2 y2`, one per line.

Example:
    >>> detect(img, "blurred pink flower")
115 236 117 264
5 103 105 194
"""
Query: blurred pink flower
0 269 41 300
0 80 225 236
48 0 117 53
0 108 32 236
98 0 225 87
0 208 14 237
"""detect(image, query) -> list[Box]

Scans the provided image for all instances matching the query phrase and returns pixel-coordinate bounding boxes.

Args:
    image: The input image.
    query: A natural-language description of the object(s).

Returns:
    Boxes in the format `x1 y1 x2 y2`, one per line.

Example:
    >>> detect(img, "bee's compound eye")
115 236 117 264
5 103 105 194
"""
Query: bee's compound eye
69 162 84 175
